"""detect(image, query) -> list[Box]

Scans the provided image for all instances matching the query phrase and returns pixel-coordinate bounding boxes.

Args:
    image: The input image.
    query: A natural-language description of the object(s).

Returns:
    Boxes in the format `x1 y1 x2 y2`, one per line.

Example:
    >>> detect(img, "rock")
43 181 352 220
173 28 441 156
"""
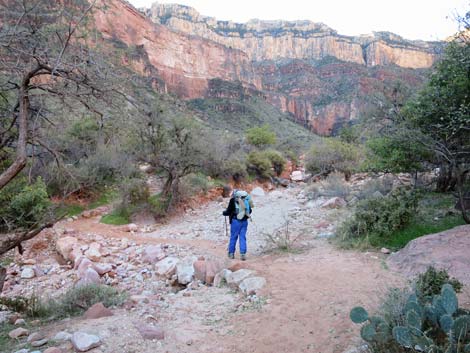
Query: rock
317 232 335 239
13 350 29 353
54 331 72 341
83 302 113 319
176 262 195 285
269 190 283 198
321 197 347 209
154 257 179 278
9 327 29 339
193 260 206 282
205 260 224 285
127 223 138 232
27 332 45 343
290 170 304 182
213 269 232 287
135 323 165 340
84 242 102 262
82 210 93 218
239 276 266 295
142 245 166 264
31 338 48 347
44 348 63 353
76 257 94 276
380 247 391 254
71 332 101 352
250 187 265 197
14 318 26 325
387 225 470 285
92 263 113 276
314 220 331 229
372 191 384 198
228 262 249 272
225 269 254 288
56 236 78 261
22 258 36 265
21 267 35 279
76 268 101 286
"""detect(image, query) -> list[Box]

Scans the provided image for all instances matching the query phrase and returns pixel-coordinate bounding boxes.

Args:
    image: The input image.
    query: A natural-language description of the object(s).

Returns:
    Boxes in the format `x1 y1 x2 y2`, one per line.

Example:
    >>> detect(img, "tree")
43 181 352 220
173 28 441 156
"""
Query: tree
0 0 119 258
135 109 207 210
405 42 470 222
305 138 361 180
245 124 277 148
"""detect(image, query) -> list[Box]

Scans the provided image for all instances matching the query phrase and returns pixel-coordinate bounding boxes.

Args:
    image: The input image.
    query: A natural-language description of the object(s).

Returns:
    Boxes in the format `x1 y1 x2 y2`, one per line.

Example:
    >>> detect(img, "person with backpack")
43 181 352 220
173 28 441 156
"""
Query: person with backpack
222 189 254 260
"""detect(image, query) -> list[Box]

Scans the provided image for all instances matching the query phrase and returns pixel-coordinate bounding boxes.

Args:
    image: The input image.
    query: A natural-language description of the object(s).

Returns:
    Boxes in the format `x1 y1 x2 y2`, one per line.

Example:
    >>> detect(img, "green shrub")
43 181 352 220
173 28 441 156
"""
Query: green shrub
415 266 463 302
263 150 286 176
350 280 470 353
51 284 126 318
118 178 149 207
305 138 361 180
318 172 351 198
247 151 273 179
180 173 212 196
245 124 277 148
100 208 131 225
0 177 51 231
356 176 395 200
148 193 171 218
338 187 420 247
223 158 248 182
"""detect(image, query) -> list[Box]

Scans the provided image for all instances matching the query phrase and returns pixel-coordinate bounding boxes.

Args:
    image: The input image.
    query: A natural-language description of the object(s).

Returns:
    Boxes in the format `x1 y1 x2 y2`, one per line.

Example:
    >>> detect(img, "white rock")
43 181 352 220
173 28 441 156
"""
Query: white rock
71 332 101 352
176 262 195 285
155 257 180 278
54 331 72 341
13 350 29 353
21 267 35 279
225 269 254 288
269 190 283 198
84 242 102 262
213 269 232 287
250 187 265 197
321 197 347 209
290 170 304 182
239 277 266 295
76 268 101 287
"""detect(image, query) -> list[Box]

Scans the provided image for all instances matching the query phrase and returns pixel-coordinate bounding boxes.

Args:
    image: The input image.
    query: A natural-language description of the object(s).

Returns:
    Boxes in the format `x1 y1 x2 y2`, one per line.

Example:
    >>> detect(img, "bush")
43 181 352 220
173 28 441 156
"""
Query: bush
318 172 351 198
356 175 395 200
180 173 212 197
305 138 361 180
338 187 420 247
245 124 277 148
0 177 51 231
247 151 273 179
414 266 463 302
350 272 470 353
263 150 286 176
223 158 248 182
148 193 171 218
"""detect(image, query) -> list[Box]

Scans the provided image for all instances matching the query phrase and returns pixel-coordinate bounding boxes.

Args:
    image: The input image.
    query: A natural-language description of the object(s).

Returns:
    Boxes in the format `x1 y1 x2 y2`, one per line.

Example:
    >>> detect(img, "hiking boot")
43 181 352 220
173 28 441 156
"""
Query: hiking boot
240 254 246 261
228 253 235 259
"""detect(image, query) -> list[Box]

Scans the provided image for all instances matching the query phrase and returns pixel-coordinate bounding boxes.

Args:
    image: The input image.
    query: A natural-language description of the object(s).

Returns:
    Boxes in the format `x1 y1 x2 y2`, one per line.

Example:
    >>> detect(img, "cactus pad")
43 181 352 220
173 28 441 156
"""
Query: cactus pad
393 326 412 347
439 314 454 333
350 306 369 324
441 284 458 316
360 323 376 342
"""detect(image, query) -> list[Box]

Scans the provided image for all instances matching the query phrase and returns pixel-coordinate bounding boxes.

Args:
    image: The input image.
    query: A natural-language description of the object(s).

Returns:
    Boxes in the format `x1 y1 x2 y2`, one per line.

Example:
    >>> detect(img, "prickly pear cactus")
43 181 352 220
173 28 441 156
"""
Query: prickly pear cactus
439 314 454 334
441 284 458 316
360 323 376 341
393 326 413 347
453 315 470 341
350 306 369 324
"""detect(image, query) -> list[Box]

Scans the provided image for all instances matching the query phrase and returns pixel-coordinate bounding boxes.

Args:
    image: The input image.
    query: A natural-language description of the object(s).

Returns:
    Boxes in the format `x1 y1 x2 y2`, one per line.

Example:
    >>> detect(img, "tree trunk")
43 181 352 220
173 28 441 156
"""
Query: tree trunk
0 84 29 191
436 164 455 192
455 167 470 224
0 266 6 294
0 222 54 257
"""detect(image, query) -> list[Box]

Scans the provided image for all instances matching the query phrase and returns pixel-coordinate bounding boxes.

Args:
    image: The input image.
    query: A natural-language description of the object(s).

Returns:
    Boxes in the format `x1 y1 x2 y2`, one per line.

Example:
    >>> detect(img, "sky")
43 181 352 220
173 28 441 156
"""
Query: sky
127 0 469 41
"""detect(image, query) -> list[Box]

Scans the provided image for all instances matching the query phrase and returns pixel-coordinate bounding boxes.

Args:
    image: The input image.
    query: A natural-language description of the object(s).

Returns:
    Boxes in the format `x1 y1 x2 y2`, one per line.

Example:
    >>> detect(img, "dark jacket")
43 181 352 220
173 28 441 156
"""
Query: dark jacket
223 197 251 223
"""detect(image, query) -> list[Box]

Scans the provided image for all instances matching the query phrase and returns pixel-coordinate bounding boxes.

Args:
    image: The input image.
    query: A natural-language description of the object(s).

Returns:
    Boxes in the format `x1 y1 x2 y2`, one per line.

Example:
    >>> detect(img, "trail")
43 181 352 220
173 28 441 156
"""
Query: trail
66 186 404 353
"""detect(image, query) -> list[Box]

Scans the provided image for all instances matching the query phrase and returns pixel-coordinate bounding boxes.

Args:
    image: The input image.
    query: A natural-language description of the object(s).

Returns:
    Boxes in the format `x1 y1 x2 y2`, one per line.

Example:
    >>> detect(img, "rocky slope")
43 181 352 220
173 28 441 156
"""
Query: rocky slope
93 0 441 135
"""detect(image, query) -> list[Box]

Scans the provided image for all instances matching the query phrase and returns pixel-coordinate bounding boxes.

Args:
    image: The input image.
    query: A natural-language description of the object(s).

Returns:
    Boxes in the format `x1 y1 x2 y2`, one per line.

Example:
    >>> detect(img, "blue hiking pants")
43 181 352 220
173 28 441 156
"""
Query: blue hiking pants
228 219 248 254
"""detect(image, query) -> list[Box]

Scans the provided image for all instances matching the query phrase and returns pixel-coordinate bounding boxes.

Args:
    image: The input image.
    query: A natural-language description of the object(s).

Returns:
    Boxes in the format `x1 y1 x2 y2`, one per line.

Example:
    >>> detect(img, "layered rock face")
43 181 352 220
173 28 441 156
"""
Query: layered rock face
145 3 439 69
94 1 440 135
94 0 261 98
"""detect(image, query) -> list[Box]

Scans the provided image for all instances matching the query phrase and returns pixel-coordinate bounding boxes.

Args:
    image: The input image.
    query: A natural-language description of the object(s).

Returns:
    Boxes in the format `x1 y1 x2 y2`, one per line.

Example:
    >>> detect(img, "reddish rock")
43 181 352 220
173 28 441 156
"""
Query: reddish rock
142 245 166 264
205 261 224 285
56 236 78 261
314 220 331 229
76 268 101 286
193 260 206 282
134 323 164 340
84 302 113 320
44 347 63 353
9 327 29 339
228 262 249 272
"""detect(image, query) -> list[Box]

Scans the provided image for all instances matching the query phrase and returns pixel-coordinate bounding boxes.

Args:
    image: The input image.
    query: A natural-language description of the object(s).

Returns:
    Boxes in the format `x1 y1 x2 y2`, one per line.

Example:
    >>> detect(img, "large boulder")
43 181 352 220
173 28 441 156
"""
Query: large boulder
9 327 29 339
56 236 78 261
154 257 179 278
387 225 470 285
142 245 166 264
225 269 254 288
239 277 266 296
193 259 224 285
83 302 113 319
76 268 101 287
250 187 265 197
290 171 304 182
176 259 195 285
84 242 102 262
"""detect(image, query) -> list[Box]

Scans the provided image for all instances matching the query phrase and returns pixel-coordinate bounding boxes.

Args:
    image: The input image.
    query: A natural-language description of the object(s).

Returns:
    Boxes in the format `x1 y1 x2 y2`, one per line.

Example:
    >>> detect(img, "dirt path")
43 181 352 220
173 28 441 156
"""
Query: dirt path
62 186 404 353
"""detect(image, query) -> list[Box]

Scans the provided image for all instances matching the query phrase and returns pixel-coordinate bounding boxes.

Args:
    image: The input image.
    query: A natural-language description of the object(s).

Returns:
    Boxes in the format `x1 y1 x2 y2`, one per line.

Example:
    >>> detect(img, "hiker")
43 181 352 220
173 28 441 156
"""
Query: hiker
222 189 254 260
